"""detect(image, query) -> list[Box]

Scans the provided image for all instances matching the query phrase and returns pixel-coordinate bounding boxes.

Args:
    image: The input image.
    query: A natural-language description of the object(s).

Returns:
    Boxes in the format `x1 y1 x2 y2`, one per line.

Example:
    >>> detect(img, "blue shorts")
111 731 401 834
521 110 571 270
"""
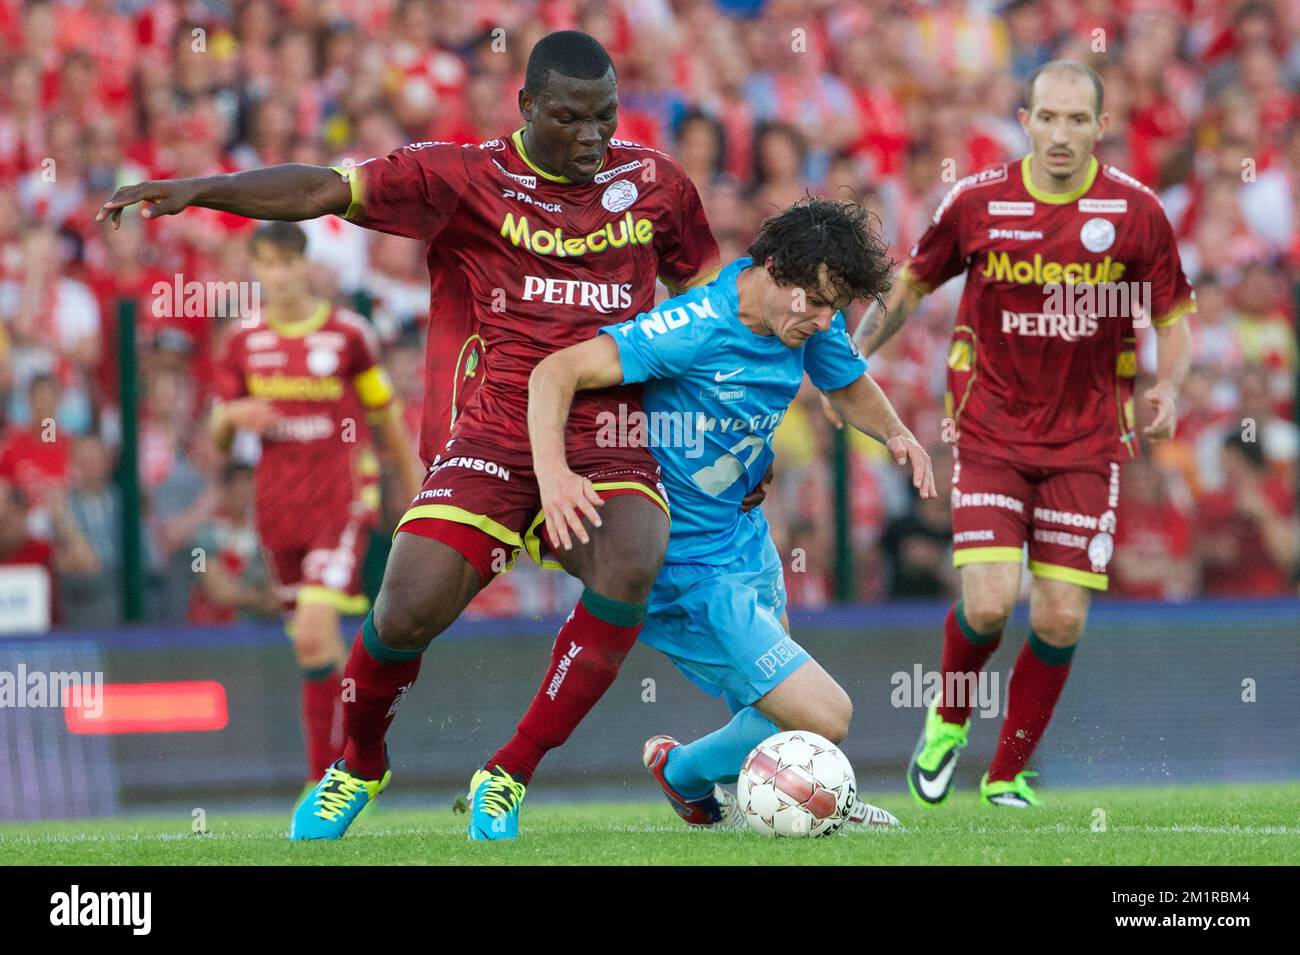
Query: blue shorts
640 535 809 711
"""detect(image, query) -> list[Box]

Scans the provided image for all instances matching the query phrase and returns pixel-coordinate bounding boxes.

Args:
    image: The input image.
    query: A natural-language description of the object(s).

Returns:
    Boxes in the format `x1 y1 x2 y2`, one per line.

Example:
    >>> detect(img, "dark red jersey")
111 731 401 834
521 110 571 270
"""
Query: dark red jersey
904 155 1195 468
419 262 482 464
335 131 720 463
214 303 393 541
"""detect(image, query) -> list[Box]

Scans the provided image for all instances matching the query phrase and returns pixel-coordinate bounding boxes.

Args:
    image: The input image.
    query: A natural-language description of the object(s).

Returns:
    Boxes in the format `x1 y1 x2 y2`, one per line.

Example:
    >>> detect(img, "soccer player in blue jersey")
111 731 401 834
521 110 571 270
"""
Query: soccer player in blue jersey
476 198 935 837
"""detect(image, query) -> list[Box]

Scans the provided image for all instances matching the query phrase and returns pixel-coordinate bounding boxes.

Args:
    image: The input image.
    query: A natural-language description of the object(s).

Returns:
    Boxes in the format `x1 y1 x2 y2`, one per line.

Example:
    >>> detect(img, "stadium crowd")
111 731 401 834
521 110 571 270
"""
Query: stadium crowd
0 0 1297 629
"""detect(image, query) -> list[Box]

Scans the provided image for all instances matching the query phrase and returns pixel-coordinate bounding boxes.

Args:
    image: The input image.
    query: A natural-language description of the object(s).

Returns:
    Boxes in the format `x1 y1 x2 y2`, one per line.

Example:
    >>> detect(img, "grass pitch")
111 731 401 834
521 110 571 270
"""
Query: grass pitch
1 782 1296 866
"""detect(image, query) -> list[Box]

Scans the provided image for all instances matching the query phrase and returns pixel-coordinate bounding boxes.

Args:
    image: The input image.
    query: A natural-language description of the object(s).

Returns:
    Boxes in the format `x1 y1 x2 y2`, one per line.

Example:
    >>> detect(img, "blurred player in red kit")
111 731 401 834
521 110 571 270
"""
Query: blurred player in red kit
852 61 1195 808
211 222 423 789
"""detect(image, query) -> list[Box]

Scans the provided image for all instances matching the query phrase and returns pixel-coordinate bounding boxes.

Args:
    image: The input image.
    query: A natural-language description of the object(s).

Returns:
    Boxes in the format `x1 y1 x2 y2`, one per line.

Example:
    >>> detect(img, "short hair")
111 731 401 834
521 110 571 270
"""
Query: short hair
1026 60 1105 118
524 31 615 96
747 197 893 307
250 221 307 257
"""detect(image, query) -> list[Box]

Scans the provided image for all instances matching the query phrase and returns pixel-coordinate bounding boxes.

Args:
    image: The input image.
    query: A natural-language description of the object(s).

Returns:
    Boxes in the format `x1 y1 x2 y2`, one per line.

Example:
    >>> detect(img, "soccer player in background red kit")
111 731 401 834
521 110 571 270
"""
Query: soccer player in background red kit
211 222 423 787
853 61 1195 808
99 32 723 840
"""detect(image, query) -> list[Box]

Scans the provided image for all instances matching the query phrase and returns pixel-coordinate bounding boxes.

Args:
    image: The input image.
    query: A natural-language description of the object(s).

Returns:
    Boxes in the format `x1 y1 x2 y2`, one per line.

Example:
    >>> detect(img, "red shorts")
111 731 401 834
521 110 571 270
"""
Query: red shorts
950 445 1120 590
261 504 375 614
395 434 669 586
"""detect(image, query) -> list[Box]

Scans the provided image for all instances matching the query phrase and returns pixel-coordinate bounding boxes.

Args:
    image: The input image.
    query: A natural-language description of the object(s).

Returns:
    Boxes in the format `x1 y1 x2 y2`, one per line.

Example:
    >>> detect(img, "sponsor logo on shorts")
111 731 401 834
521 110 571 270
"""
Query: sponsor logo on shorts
954 529 995 543
1108 462 1120 508
428 456 511 481
1034 506 1101 530
1033 528 1089 549
755 636 800 679
952 492 1025 514
415 488 453 500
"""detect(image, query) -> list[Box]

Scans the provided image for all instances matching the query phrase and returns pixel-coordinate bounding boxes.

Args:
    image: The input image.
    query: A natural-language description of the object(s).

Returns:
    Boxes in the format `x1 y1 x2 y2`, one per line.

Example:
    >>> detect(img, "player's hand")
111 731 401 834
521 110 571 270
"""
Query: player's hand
819 393 845 430
220 398 280 433
1142 382 1178 441
740 462 774 512
96 179 201 230
887 433 936 499
539 467 605 551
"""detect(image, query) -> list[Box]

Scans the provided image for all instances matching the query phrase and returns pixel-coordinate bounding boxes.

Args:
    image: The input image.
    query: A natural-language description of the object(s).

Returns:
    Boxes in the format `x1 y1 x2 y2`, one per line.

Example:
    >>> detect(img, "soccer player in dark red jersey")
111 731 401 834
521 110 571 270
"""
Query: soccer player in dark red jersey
100 32 724 840
211 222 423 788
851 61 1195 808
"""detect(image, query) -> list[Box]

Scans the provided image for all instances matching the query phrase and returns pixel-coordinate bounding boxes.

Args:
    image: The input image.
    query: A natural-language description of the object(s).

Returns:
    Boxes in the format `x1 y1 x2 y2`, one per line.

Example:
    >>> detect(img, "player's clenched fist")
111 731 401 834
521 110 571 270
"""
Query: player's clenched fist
538 467 605 551
96 179 201 229
887 433 937 500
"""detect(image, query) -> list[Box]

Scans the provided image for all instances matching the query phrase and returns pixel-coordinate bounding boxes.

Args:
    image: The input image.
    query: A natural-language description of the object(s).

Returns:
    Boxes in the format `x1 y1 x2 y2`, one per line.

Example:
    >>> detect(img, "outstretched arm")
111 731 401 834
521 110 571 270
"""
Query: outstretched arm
97 165 351 229
822 374 936 499
528 335 627 551
852 275 925 358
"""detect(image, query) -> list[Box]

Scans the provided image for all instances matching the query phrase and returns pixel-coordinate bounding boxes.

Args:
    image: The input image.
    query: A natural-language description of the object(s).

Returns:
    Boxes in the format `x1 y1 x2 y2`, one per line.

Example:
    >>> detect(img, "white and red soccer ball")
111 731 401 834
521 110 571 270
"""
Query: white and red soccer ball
737 731 857 837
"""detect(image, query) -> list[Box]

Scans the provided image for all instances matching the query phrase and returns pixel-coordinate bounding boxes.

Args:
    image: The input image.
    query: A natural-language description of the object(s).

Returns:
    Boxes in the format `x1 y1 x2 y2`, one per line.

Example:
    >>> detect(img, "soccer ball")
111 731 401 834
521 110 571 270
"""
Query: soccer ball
737 731 857 837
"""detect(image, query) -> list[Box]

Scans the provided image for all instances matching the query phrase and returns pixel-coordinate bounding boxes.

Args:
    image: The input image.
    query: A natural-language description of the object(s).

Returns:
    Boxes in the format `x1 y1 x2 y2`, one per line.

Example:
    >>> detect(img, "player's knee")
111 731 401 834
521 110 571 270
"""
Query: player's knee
373 592 444 650
962 596 1013 636
583 545 663 604
1029 604 1087 647
806 684 853 744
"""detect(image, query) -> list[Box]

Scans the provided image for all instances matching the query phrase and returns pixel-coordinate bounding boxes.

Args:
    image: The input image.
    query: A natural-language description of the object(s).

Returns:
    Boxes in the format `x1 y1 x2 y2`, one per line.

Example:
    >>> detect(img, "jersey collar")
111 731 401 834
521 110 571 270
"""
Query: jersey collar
265 299 330 338
1020 153 1098 204
511 128 605 184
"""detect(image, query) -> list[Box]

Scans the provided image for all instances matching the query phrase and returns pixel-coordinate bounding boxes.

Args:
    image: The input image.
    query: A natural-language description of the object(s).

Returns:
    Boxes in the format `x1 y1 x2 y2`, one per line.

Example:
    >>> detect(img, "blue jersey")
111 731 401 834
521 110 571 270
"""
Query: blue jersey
599 257 866 564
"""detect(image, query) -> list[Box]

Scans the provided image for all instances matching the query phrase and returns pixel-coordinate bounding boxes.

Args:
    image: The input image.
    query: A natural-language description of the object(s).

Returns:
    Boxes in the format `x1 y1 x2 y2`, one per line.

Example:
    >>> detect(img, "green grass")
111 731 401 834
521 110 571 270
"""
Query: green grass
2 783 1296 865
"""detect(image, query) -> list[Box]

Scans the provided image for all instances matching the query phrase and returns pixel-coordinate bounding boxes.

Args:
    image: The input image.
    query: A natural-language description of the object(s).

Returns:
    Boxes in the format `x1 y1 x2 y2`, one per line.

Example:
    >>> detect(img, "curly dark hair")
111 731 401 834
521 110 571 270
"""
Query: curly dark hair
746 197 893 308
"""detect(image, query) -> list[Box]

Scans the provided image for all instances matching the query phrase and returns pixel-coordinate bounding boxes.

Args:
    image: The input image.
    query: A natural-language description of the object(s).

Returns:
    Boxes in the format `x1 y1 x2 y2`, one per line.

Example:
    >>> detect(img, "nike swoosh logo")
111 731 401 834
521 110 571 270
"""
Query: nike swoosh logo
915 758 956 800
714 368 745 382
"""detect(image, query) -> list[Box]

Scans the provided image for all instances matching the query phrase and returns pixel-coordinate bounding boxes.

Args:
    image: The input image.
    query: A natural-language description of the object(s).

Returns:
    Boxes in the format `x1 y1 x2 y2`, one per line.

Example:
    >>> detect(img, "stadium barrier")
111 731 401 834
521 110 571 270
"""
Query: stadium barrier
1 599 1296 819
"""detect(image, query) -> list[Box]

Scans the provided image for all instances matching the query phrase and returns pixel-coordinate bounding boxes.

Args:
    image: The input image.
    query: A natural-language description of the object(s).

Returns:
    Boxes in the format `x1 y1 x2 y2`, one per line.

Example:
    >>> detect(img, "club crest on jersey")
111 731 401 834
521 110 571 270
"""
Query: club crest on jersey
306 348 339 377
1080 217 1116 253
601 179 638 213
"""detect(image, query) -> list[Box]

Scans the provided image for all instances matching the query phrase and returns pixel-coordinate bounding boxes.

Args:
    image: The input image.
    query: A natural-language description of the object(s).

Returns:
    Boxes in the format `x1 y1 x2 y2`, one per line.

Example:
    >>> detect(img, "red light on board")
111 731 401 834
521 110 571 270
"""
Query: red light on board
64 681 228 734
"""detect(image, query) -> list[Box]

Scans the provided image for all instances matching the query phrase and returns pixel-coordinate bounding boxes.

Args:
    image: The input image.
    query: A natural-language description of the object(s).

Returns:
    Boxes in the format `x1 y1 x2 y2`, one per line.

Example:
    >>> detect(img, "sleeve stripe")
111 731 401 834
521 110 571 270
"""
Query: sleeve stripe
898 263 933 295
1152 297 1196 328
331 165 364 220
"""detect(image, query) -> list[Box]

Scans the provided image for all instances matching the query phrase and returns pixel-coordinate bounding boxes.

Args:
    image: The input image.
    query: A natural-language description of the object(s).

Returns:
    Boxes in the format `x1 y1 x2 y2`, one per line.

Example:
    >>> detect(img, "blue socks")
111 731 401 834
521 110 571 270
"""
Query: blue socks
664 706 778 799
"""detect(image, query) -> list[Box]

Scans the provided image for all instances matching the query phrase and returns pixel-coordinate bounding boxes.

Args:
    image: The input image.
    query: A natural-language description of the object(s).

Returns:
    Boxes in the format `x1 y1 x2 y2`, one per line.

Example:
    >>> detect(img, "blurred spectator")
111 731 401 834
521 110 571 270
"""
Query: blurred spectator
187 462 279 625
0 478 56 625
52 434 122 629
880 445 956 600
1194 433 1298 596
1111 456 1196 600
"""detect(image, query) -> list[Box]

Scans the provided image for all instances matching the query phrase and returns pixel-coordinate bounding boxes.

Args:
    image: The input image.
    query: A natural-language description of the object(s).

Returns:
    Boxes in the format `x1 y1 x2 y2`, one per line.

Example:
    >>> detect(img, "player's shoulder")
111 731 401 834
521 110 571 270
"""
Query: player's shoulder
1096 163 1166 213
929 162 1014 223
602 138 688 187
